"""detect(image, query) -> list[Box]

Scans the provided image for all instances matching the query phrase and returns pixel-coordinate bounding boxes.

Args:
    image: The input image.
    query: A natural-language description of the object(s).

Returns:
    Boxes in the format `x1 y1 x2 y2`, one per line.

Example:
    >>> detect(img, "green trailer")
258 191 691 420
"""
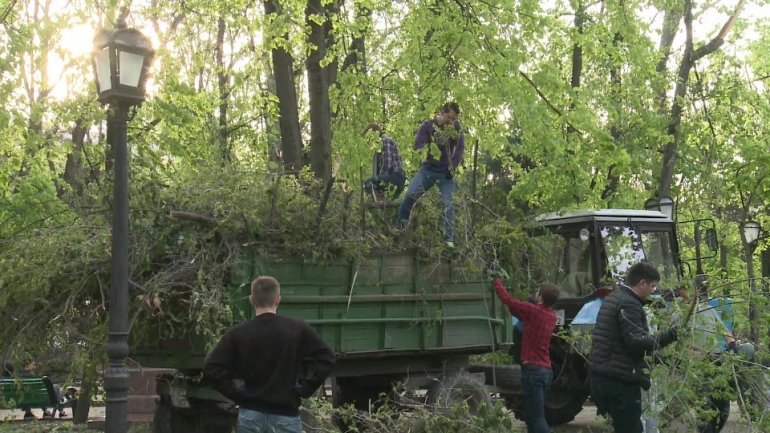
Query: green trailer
136 251 512 433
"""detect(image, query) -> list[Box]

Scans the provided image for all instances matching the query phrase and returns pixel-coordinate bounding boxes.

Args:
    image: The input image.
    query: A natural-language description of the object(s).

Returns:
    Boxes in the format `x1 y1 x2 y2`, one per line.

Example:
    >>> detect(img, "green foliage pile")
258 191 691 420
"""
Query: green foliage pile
307 395 518 433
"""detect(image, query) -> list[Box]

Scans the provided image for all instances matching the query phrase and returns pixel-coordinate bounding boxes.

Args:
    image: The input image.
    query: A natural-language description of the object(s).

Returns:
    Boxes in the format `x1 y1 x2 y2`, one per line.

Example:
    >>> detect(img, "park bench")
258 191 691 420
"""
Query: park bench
0 376 58 410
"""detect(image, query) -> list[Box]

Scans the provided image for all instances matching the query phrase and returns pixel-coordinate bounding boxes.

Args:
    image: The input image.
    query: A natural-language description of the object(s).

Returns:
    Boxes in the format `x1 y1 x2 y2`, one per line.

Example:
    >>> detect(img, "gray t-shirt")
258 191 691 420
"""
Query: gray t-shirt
690 303 727 354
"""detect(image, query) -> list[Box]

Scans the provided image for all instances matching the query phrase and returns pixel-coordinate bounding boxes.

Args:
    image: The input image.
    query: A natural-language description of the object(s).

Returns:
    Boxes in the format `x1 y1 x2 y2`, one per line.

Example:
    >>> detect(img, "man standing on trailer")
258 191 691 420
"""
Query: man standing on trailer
204 276 336 433
397 101 464 248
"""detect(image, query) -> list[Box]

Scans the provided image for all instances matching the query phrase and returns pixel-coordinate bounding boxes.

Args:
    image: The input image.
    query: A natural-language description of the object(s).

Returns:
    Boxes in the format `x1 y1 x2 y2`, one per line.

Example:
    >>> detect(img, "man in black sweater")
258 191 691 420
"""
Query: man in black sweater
589 262 678 433
203 276 336 433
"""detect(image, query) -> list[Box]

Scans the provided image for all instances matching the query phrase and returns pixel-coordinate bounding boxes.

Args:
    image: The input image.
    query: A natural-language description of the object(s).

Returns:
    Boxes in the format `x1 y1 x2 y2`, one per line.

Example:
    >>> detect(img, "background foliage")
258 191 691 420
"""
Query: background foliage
1 0 770 427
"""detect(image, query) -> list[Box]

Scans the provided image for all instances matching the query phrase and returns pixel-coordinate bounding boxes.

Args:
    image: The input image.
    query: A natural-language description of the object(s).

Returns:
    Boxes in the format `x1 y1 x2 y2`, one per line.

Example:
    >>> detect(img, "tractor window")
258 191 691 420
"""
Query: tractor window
529 231 592 298
600 224 678 290
640 231 678 291
600 225 645 280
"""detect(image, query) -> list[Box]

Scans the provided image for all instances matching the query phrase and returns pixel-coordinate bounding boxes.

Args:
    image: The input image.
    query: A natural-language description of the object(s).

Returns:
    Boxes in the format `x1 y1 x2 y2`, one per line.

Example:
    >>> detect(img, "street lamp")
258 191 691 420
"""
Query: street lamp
743 220 761 249
644 195 675 220
92 17 153 433
740 220 766 342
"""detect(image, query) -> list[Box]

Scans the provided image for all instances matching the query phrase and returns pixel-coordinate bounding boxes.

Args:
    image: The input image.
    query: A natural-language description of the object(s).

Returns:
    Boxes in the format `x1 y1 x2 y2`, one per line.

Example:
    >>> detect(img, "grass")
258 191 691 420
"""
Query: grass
0 422 151 433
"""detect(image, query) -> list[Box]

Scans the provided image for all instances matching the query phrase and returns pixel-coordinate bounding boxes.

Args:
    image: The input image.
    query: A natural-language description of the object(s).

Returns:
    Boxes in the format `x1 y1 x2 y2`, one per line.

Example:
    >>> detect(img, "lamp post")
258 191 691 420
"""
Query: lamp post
92 19 153 433
741 220 763 343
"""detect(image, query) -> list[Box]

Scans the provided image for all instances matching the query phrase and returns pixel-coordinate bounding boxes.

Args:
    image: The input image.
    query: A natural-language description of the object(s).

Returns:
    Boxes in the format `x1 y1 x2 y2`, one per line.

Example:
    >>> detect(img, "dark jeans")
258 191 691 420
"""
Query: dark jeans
590 373 643 433
363 171 406 198
237 408 302 433
521 364 553 433
397 167 456 242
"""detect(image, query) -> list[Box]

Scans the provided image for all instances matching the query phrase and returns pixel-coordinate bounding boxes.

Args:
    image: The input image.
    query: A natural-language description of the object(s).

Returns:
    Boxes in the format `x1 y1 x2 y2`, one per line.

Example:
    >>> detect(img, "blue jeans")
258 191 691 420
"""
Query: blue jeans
590 373 643 433
397 167 456 242
521 364 553 433
363 171 406 198
237 408 302 433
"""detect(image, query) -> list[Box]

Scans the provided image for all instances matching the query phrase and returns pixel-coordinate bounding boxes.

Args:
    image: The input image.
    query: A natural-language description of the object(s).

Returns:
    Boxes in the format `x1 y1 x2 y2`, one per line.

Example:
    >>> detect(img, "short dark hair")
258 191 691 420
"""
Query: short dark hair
250 276 280 307
441 101 460 115
625 262 660 287
539 283 560 307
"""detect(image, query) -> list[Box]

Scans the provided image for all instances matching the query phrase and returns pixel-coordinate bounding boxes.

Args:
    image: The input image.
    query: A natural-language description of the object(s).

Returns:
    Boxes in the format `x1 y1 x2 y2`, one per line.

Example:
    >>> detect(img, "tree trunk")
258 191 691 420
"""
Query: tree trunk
601 32 624 200
655 7 683 113
61 122 87 197
216 15 230 163
306 0 333 180
657 0 744 198
264 0 304 173
569 1 585 90
341 4 370 73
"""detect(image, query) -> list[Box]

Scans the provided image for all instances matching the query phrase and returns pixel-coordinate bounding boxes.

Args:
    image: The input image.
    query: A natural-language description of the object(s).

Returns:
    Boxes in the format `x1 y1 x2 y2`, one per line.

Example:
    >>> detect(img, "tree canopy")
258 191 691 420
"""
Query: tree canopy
1 0 770 423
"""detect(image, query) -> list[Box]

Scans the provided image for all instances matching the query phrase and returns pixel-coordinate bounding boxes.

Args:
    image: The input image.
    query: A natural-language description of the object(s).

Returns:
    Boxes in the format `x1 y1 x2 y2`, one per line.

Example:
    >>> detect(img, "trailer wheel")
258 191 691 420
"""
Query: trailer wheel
426 372 492 414
477 364 521 388
153 394 200 433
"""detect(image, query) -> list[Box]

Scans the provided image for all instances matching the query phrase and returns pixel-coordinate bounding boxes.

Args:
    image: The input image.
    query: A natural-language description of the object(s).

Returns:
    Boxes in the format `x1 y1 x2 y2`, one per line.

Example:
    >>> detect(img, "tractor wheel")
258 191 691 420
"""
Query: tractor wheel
503 388 587 426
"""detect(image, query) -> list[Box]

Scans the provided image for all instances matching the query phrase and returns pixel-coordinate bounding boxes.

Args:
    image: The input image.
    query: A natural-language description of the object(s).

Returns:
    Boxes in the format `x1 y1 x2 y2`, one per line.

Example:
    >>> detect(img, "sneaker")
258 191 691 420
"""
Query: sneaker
23 412 35 420
43 410 54 418
58 410 67 418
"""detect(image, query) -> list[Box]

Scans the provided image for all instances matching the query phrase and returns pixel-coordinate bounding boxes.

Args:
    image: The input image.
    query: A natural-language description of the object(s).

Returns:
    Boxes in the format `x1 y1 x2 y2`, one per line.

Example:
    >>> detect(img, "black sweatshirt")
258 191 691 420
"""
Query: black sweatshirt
203 313 336 416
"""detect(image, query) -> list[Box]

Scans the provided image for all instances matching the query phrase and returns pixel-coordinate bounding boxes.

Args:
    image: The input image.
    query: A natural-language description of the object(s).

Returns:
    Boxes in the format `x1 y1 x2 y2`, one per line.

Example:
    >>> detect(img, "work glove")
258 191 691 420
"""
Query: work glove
658 327 678 347
485 261 509 280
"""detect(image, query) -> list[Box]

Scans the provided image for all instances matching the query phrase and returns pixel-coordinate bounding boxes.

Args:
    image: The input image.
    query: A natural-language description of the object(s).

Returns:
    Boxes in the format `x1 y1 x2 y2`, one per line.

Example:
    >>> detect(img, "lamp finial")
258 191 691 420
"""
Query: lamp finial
116 7 129 29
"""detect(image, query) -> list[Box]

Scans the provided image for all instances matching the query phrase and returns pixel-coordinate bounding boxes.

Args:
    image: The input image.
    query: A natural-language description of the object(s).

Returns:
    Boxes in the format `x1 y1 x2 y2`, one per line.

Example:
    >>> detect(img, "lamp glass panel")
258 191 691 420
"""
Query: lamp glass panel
118 51 144 87
744 223 760 244
657 197 674 219
94 48 112 92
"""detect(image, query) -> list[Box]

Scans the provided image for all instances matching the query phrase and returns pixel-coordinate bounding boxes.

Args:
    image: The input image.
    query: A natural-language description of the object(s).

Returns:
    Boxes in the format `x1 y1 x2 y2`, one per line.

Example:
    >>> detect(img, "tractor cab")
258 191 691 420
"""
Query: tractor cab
527 209 682 326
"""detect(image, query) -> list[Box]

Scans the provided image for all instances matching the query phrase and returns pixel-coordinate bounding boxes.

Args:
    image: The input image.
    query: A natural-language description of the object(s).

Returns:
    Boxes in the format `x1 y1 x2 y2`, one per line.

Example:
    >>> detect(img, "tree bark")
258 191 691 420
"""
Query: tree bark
341 4 370 73
601 32 624 200
306 0 333 180
216 15 230 163
61 122 87 197
264 0 304 173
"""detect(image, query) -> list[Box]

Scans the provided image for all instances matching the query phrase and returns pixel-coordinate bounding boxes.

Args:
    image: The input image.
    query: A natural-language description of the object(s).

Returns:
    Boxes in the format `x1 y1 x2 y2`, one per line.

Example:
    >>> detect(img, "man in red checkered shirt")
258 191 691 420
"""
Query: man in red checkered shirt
493 277 560 433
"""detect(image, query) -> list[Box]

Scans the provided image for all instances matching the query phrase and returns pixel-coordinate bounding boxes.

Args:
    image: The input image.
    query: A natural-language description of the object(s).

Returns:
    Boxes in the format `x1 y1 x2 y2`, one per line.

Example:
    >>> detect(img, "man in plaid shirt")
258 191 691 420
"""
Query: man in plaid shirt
493 277 560 433
363 123 406 201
